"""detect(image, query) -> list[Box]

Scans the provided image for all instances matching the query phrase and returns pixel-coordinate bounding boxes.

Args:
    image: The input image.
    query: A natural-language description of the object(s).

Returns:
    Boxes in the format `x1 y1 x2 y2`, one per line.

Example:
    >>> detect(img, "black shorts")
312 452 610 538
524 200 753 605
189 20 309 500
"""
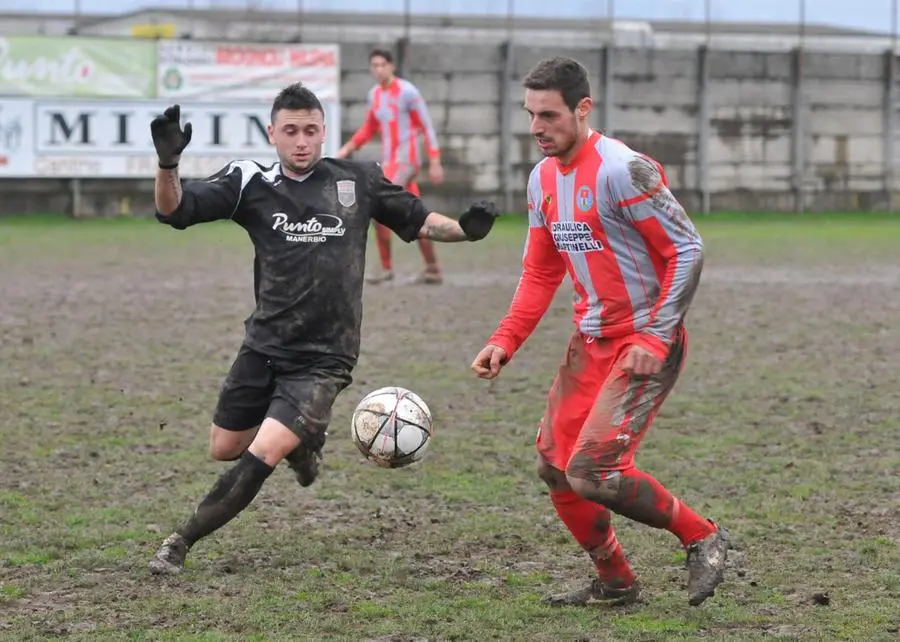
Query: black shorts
213 344 353 440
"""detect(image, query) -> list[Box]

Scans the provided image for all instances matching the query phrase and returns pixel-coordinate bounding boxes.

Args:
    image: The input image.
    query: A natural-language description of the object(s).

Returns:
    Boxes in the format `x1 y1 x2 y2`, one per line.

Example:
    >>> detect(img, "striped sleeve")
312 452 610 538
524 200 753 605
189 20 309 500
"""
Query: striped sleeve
404 82 440 159
611 154 704 360
487 165 567 360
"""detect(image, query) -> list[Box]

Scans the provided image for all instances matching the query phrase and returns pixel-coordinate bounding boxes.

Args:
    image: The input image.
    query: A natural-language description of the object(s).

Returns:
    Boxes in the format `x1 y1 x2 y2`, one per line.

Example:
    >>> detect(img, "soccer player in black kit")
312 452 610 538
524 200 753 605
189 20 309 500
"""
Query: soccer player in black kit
147 82 499 575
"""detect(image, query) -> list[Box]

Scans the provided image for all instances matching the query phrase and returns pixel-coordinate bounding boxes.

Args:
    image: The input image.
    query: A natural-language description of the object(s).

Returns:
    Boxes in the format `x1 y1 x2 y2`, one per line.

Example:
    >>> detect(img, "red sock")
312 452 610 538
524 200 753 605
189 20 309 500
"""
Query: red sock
618 468 716 547
374 223 392 271
417 237 439 271
550 490 634 588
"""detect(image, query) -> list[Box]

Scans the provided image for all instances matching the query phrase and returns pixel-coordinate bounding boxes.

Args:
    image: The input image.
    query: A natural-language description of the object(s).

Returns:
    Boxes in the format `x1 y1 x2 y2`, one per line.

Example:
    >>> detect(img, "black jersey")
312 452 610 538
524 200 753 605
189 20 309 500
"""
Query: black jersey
156 157 429 364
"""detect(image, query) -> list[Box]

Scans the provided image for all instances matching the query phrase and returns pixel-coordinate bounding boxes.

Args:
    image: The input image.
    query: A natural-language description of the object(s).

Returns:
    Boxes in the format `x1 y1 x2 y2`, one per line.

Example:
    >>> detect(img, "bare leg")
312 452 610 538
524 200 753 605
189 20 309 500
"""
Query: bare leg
149 418 300 575
207 423 259 461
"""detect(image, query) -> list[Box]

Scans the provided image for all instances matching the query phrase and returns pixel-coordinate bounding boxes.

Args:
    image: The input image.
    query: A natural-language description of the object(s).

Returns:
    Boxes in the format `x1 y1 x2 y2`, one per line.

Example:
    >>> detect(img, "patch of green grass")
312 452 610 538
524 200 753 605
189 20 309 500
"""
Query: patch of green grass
0 584 26 600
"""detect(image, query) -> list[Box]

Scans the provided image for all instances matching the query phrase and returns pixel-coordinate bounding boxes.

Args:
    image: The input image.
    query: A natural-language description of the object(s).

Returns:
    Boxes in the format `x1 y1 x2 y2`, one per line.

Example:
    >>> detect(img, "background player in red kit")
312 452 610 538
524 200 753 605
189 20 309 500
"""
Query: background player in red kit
337 48 445 285
471 57 729 607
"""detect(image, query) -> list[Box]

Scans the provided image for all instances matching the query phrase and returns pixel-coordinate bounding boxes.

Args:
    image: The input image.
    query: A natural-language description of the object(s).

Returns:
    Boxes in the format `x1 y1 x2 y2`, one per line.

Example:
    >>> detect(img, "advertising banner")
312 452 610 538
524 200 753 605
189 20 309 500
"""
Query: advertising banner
0 36 156 98
156 41 340 102
0 97 341 178
0 39 342 178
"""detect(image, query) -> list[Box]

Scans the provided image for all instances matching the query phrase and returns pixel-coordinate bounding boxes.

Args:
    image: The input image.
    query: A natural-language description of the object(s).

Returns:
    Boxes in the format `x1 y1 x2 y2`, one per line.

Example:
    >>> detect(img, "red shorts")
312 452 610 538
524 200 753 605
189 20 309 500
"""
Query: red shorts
383 163 420 197
536 327 688 482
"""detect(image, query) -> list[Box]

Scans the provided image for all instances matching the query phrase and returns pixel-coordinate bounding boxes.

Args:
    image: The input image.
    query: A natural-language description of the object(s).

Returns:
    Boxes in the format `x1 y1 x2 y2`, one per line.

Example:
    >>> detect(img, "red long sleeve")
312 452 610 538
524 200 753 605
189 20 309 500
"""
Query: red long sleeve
488 220 567 360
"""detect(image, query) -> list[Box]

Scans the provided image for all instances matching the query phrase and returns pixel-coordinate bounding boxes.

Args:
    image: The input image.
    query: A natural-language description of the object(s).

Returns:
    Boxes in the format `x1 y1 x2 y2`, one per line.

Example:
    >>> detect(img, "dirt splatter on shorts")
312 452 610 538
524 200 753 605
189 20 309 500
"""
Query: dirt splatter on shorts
536 326 687 481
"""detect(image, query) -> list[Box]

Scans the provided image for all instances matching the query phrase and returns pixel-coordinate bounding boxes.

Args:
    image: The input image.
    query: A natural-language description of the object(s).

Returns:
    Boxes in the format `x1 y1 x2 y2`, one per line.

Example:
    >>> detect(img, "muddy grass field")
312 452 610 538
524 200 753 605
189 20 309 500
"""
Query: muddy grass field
1 212 898 641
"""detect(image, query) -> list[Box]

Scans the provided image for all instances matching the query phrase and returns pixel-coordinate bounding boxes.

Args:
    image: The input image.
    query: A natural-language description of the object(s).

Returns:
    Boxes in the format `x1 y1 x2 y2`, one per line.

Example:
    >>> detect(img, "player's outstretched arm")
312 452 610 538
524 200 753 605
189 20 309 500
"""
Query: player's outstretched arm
418 201 499 242
368 162 498 242
151 105 243 230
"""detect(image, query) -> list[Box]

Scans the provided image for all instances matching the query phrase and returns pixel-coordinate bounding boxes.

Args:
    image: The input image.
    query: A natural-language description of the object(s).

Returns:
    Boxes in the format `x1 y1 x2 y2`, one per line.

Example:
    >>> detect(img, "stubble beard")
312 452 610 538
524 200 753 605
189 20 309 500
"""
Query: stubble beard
282 150 321 178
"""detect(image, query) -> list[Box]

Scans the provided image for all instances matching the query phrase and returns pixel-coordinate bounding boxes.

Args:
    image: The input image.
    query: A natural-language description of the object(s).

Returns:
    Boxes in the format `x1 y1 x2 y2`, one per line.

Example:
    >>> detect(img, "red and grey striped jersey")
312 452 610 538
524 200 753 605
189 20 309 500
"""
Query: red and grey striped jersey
349 77 440 169
488 129 704 362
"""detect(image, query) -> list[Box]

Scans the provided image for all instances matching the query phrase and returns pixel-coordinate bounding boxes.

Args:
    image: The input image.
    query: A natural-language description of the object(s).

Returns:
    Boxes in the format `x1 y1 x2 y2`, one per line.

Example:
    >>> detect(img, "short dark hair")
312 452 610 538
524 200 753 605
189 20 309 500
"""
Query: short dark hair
522 57 591 112
271 82 323 122
369 48 393 64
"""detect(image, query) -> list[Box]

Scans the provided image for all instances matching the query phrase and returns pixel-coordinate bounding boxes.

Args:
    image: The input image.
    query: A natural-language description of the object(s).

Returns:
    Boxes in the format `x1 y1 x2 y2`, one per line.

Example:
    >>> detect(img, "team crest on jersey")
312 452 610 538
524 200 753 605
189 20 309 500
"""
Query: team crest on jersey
336 180 356 207
576 185 594 212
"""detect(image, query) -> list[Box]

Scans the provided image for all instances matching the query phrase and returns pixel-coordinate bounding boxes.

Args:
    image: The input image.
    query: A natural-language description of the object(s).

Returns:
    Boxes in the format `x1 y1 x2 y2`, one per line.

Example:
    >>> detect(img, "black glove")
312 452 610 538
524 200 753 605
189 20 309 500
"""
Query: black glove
150 104 192 169
458 200 499 241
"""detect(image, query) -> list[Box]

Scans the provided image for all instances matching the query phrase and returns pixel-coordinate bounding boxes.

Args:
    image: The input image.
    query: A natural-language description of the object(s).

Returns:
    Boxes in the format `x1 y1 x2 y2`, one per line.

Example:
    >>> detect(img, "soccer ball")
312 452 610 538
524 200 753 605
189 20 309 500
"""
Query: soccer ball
351 386 433 468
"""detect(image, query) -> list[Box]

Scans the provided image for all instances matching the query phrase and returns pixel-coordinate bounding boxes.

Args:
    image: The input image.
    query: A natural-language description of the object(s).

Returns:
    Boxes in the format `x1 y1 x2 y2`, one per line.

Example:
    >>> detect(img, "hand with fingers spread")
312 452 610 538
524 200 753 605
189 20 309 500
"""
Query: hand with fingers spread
150 104 193 169
470 344 508 380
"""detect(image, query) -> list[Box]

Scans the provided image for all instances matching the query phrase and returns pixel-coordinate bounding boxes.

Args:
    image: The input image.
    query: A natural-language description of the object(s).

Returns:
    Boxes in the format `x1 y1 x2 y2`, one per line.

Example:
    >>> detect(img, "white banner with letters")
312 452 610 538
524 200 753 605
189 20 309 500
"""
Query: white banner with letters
156 41 340 102
0 96 340 178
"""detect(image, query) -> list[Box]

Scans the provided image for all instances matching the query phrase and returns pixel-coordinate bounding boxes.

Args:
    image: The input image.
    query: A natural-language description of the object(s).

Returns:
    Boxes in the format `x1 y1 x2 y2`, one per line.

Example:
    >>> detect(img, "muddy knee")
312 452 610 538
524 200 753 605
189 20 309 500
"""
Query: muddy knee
537 456 570 490
208 425 257 461
566 471 622 506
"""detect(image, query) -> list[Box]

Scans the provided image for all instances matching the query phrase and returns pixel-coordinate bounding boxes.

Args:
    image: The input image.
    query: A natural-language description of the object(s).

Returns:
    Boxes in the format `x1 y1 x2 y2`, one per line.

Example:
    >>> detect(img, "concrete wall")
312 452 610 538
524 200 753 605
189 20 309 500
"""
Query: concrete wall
2 24 899 215
359 42 898 213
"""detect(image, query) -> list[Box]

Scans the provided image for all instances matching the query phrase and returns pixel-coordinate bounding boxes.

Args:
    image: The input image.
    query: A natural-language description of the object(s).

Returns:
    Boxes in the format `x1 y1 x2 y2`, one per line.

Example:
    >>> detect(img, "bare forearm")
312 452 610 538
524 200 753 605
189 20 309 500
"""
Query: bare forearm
155 168 183 216
418 212 469 242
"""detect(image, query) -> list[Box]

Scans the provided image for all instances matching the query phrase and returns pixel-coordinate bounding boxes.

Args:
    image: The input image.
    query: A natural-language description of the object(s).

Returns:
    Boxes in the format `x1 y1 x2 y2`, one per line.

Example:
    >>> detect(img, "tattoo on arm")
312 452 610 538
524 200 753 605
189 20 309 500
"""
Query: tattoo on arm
420 214 469 242
167 170 182 204
155 167 183 215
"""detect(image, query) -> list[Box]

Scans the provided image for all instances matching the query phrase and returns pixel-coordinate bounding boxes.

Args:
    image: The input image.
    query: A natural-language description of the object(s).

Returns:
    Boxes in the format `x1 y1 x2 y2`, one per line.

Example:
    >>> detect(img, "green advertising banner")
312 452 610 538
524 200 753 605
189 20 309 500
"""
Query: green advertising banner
0 36 156 98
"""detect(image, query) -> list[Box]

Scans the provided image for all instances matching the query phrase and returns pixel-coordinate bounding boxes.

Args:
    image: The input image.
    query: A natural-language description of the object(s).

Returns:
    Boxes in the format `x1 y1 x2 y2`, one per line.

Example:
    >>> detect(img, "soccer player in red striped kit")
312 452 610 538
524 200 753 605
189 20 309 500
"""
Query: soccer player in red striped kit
337 48 445 285
471 57 729 607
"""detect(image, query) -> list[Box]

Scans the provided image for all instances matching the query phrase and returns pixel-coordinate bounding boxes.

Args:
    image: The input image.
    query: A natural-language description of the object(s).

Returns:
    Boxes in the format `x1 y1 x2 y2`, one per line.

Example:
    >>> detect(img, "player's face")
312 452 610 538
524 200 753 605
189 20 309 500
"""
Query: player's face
268 108 326 177
369 55 395 85
524 89 591 160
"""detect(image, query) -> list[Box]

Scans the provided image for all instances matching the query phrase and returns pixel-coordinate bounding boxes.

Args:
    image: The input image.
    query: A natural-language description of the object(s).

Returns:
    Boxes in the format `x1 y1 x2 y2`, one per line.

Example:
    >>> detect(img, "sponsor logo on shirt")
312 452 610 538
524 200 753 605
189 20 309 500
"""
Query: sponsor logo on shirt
550 221 603 253
271 212 346 243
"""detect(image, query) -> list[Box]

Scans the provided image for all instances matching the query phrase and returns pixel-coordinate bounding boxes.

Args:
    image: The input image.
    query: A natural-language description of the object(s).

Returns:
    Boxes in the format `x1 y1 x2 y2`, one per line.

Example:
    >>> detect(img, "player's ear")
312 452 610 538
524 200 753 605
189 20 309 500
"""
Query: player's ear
576 97 593 121
267 123 276 145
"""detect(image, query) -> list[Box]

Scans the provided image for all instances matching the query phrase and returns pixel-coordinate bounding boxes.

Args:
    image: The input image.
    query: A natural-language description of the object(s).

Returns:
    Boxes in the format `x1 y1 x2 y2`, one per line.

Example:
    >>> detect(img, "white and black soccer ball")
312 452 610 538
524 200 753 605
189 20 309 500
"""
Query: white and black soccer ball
351 386 433 468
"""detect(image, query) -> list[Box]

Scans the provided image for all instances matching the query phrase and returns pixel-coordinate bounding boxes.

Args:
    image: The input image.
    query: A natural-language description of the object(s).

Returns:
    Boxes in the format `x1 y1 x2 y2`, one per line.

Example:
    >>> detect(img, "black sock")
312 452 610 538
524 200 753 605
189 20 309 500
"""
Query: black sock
176 450 274 546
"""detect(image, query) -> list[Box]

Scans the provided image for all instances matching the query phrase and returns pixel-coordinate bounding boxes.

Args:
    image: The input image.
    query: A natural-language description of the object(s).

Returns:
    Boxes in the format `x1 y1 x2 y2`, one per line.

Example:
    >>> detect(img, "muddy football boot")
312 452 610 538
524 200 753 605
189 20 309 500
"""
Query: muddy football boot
365 269 394 285
148 533 190 575
686 522 730 606
544 578 641 607
285 444 320 487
